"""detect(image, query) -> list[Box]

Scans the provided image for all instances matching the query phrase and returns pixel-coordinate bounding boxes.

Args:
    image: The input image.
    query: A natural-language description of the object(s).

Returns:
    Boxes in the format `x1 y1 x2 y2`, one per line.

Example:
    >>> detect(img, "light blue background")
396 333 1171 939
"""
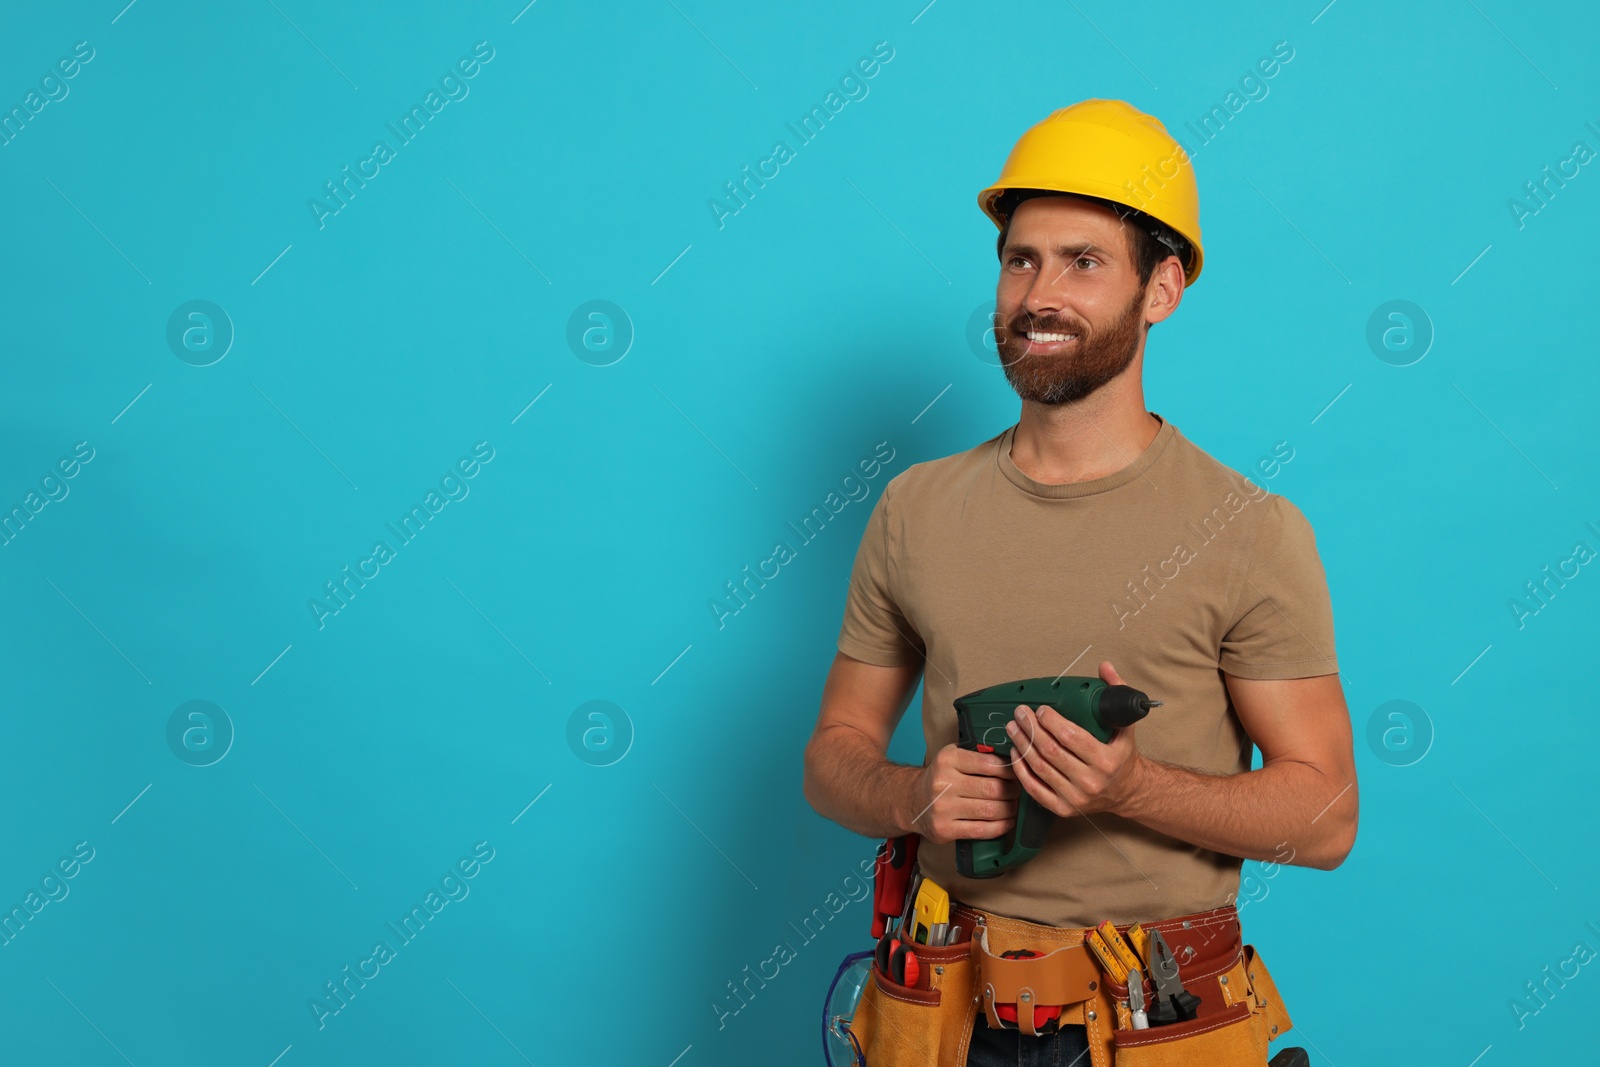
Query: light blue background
2 1 1596 1064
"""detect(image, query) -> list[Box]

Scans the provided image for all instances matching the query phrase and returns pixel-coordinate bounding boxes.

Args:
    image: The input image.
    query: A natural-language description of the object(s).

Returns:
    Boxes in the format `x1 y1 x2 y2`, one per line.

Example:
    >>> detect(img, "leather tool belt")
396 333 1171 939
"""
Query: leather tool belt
848 899 1294 1067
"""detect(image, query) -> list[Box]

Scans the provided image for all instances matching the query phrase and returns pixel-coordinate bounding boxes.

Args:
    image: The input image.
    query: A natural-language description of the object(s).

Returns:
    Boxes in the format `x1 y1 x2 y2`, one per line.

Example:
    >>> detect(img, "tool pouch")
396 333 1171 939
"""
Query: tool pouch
958 902 1295 1067
845 928 979 1066
1094 939 1294 1066
1241 943 1294 1047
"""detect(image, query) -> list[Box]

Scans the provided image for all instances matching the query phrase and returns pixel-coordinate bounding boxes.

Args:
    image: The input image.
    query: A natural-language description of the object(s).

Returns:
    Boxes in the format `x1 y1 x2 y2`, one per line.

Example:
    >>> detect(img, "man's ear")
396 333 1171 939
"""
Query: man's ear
1144 256 1186 327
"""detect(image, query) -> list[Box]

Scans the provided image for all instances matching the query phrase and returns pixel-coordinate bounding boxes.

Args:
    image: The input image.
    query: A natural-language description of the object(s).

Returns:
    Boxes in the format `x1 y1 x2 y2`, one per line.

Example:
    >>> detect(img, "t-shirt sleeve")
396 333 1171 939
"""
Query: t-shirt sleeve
1218 493 1340 680
836 477 926 668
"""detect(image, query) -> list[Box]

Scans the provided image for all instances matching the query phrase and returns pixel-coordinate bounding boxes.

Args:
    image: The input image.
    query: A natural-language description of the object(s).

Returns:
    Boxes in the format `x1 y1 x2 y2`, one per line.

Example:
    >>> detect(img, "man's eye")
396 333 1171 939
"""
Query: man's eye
1074 257 1097 269
1008 256 1031 269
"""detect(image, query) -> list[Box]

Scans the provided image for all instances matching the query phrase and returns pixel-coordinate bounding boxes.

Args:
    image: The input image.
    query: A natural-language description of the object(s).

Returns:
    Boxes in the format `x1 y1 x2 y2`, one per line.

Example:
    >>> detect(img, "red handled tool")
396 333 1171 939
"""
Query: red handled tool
874 929 921 988
870 834 919 939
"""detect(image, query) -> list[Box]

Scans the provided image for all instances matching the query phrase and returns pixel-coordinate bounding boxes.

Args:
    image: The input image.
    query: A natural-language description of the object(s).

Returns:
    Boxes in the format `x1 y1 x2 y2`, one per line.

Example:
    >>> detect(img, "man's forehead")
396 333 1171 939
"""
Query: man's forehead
1004 205 1133 258
1008 195 1128 236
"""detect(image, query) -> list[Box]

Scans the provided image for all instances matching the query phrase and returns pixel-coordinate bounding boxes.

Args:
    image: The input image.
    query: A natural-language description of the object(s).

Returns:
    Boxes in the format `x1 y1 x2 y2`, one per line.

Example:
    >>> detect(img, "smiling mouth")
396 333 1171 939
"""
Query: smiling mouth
1024 330 1079 349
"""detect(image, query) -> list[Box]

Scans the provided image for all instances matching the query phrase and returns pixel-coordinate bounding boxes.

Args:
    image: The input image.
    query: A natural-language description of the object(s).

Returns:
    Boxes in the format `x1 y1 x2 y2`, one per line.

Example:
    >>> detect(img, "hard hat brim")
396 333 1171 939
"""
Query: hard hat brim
979 179 1204 287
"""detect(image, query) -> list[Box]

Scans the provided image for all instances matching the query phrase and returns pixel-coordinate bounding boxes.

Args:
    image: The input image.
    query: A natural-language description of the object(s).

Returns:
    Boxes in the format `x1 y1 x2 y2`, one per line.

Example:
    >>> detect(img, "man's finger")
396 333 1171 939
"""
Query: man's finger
1006 708 1048 762
1011 735 1082 816
963 773 1020 801
1014 729 1067 792
1038 707 1118 768
949 819 1017 839
1008 749 1057 812
953 794 1017 822
1011 709 1094 774
956 748 1017 778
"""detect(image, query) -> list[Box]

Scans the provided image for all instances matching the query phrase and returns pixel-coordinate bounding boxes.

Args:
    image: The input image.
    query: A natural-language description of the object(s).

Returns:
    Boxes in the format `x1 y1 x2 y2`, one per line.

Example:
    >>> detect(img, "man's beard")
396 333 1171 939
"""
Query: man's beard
995 288 1145 405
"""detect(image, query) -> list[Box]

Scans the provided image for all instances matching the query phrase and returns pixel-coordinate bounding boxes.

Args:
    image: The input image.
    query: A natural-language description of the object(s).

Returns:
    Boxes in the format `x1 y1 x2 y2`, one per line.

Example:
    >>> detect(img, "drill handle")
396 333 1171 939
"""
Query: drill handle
1014 792 1054 850
953 704 1053 877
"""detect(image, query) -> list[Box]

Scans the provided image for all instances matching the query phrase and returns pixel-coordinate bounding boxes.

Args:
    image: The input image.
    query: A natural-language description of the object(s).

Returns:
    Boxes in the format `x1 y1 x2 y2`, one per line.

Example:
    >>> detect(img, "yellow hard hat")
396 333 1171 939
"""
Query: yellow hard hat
977 99 1204 286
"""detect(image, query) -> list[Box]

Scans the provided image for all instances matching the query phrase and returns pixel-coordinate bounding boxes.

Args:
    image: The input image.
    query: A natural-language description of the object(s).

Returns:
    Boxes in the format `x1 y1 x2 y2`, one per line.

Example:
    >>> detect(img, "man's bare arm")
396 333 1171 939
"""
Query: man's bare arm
1115 672 1359 870
806 651 1022 842
802 652 925 839
1008 664 1357 868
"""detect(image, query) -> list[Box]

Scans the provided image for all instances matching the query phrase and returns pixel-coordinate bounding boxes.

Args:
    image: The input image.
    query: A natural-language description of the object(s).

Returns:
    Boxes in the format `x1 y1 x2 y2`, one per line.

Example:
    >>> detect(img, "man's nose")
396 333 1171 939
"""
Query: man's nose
1022 289 1062 319
1023 266 1072 313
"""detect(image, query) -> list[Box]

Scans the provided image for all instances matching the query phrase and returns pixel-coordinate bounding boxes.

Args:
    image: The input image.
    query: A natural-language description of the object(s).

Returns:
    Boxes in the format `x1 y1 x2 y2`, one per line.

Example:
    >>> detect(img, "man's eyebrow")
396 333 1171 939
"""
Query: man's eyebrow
1003 241 1116 260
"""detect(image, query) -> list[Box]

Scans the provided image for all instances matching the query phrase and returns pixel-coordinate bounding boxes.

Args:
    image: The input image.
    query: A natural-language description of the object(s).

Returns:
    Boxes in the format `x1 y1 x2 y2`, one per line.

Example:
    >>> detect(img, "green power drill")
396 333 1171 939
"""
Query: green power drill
953 675 1163 879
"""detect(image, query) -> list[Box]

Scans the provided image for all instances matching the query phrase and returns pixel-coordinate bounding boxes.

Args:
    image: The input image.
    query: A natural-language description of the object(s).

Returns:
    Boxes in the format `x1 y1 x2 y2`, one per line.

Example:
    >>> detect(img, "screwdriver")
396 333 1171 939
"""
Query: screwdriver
1127 968 1149 1029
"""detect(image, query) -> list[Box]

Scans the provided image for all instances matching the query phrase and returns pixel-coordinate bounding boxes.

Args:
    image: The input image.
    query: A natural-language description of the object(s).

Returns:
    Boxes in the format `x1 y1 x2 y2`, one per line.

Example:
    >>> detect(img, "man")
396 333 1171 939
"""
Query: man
803 100 1357 1064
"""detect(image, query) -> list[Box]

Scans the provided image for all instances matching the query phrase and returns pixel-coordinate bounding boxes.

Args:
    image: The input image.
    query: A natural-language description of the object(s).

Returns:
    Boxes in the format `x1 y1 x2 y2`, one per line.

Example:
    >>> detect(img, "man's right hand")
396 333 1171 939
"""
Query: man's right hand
910 743 1020 845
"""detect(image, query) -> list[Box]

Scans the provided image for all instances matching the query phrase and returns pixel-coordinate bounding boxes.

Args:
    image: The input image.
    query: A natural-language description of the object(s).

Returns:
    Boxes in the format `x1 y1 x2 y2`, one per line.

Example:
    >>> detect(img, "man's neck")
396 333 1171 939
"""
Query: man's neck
1009 386 1162 486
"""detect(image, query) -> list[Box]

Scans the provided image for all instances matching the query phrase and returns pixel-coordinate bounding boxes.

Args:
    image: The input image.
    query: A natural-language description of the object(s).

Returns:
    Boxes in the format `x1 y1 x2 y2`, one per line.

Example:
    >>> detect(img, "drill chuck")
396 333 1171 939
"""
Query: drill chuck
1097 684 1163 729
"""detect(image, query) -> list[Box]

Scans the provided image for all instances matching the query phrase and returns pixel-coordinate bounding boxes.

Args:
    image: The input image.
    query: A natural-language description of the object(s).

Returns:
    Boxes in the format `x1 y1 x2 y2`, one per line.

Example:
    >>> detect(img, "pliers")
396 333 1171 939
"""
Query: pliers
1146 929 1202 1025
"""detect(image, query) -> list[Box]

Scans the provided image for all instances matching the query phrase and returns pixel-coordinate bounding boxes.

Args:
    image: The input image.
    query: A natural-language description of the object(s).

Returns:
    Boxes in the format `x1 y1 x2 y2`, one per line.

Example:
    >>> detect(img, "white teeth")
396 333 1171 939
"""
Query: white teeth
1027 331 1077 342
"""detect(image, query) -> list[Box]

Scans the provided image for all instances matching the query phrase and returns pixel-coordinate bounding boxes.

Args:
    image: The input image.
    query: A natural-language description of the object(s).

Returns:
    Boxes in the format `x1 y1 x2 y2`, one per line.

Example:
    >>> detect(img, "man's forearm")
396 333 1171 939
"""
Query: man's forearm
804 725 921 840
1117 757 1356 869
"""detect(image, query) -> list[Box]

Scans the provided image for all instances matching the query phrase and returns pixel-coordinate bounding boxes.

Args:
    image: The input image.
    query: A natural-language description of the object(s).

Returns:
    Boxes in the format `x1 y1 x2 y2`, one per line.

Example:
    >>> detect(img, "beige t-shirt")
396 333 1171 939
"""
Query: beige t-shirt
835 413 1339 928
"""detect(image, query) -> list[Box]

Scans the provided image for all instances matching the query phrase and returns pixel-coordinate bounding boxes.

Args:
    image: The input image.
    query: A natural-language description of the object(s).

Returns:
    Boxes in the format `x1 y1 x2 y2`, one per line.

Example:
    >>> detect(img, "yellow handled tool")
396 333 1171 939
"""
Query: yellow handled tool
1126 923 1151 969
1095 921 1144 975
908 877 949 946
1084 928 1128 982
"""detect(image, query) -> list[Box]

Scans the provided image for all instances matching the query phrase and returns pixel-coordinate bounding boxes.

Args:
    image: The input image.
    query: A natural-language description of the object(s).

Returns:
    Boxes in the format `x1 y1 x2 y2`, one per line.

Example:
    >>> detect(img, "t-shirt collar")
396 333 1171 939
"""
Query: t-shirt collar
996 412 1175 500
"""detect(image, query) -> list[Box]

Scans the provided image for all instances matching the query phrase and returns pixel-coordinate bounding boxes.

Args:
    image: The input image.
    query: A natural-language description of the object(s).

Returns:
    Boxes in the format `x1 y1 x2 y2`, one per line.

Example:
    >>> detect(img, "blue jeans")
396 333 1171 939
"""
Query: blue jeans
966 1020 1092 1066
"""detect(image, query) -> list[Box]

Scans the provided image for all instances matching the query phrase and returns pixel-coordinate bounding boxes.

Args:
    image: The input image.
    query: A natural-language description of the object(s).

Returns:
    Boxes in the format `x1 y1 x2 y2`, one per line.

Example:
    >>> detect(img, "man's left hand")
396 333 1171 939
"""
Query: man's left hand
1005 660 1145 818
